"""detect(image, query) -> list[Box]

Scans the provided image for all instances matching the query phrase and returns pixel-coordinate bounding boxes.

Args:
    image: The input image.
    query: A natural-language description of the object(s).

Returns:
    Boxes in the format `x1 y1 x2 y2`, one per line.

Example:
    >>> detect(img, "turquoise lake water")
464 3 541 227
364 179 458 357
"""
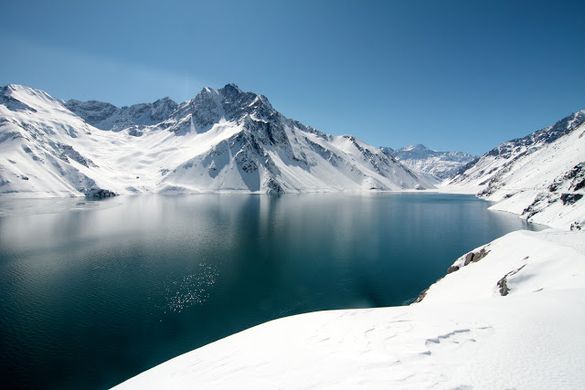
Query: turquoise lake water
0 193 542 389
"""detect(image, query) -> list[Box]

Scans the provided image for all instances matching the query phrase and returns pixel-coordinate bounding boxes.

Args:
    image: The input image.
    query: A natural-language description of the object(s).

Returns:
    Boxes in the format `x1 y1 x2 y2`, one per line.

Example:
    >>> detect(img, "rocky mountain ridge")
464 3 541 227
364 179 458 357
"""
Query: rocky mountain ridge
0 83 432 197
446 109 585 229
384 144 476 180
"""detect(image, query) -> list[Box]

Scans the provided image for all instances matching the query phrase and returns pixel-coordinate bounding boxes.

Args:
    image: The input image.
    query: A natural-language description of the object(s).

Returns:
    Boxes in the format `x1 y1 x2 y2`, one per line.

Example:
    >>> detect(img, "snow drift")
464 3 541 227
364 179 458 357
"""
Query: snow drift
114 229 585 389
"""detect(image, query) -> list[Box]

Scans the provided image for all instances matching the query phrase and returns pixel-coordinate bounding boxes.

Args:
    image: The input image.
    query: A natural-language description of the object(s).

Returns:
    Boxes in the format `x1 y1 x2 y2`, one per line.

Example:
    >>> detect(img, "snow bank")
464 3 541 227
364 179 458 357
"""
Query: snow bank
114 229 585 389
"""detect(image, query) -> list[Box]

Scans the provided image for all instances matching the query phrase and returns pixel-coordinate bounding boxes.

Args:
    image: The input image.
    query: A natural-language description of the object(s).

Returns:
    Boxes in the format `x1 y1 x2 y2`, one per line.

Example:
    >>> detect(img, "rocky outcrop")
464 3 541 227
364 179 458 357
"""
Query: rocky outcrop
496 264 527 296
560 193 583 205
85 188 117 199
416 246 491 302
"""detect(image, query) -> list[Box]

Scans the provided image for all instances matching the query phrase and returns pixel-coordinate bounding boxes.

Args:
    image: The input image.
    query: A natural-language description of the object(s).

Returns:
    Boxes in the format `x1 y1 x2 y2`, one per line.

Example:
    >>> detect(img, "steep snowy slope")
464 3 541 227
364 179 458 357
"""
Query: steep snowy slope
385 144 476 180
115 229 585 389
0 84 432 197
446 110 585 229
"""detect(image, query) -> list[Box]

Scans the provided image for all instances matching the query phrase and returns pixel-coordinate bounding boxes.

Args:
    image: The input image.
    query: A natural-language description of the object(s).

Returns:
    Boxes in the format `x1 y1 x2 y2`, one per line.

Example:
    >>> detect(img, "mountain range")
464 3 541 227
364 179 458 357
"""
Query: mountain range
382 144 476 180
1 82 584 230
447 109 585 229
0 84 435 198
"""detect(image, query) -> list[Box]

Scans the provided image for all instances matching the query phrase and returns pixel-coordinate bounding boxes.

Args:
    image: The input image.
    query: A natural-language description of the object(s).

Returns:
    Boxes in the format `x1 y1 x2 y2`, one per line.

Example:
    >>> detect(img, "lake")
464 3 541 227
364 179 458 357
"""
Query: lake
0 193 542 389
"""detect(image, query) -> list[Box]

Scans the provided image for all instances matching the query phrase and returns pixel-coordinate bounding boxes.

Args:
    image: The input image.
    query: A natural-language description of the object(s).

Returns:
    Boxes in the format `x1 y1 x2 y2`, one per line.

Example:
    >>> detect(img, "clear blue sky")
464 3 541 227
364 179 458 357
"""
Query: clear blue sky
1 0 584 154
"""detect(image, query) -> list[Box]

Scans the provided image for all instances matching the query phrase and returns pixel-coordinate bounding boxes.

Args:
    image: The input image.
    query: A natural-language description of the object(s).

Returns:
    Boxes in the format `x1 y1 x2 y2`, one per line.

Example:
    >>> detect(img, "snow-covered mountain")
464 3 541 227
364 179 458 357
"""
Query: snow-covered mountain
65 97 178 131
446 110 585 229
384 144 476 180
0 84 433 198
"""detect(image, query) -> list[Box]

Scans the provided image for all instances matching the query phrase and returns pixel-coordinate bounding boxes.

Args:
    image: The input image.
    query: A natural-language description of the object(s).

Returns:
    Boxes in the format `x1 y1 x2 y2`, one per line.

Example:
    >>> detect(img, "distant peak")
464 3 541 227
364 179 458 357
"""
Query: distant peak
219 83 244 98
2 83 34 95
195 84 266 103
153 96 177 106
4 83 24 90
222 83 242 92
1 83 57 102
402 144 429 152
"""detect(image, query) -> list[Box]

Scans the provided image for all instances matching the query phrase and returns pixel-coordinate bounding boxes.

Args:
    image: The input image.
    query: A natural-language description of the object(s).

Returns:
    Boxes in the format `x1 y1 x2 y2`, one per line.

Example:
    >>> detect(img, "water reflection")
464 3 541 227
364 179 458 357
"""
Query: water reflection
0 193 541 389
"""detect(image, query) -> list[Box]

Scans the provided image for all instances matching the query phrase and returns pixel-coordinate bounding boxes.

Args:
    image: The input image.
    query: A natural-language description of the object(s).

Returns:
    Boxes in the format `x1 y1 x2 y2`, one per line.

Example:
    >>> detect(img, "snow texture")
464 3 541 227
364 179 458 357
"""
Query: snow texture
115 229 585 390
444 110 585 230
0 84 433 198
385 144 476 181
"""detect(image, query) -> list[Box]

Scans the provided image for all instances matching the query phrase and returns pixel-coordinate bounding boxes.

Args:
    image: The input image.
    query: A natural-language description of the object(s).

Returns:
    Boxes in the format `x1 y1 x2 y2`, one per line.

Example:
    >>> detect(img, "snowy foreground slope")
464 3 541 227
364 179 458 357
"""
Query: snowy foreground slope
444 110 585 229
0 84 431 197
115 229 585 389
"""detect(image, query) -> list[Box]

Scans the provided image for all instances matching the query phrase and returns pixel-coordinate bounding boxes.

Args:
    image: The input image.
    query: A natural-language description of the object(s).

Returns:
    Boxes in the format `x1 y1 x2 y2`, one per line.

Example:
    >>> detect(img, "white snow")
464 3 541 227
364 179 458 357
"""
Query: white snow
114 229 585 389
390 144 476 181
4 83 585 389
441 114 585 230
0 84 432 197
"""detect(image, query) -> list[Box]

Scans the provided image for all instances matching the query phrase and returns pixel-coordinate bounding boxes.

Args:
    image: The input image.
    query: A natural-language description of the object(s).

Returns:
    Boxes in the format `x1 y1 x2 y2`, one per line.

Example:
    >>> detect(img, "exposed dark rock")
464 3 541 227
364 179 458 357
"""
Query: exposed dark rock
265 178 284 195
414 287 429 303
54 142 96 167
497 275 510 296
452 111 585 197
549 162 585 192
497 264 527 296
66 96 178 131
85 188 117 199
0 85 38 112
128 128 143 137
474 248 489 262
416 247 490 303
560 193 583 205
463 248 490 266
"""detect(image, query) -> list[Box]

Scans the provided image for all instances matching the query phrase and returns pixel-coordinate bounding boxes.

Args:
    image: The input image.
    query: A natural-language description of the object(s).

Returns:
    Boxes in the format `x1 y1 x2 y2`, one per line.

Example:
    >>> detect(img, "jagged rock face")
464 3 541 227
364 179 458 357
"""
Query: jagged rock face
166 84 282 135
486 111 585 158
384 144 476 180
448 109 585 229
65 100 118 127
451 110 585 194
549 162 585 193
0 83 432 197
0 85 38 113
65 97 178 131
521 162 585 219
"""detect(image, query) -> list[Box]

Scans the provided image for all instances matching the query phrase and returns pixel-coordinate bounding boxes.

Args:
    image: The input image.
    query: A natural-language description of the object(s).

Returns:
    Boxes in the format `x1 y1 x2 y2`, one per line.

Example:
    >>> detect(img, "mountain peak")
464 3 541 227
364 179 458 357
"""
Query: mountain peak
193 83 252 104
1 83 433 196
389 144 476 180
1 84 60 113
401 144 430 152
220 83 242 94
2 83 49 98
2 83 29 93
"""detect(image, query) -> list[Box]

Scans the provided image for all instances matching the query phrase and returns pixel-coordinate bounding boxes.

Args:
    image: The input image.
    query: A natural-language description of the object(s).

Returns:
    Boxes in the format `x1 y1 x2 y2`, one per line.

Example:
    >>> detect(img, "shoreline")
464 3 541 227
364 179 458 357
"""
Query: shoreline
114 228 585 389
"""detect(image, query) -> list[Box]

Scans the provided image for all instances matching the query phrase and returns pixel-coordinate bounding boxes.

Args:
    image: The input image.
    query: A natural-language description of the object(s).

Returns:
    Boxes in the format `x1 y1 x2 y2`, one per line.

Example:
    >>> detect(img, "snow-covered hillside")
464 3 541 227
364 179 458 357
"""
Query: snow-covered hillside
445 110 585 229
384 144 476 180
115 229 585 389
0 84 432 198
